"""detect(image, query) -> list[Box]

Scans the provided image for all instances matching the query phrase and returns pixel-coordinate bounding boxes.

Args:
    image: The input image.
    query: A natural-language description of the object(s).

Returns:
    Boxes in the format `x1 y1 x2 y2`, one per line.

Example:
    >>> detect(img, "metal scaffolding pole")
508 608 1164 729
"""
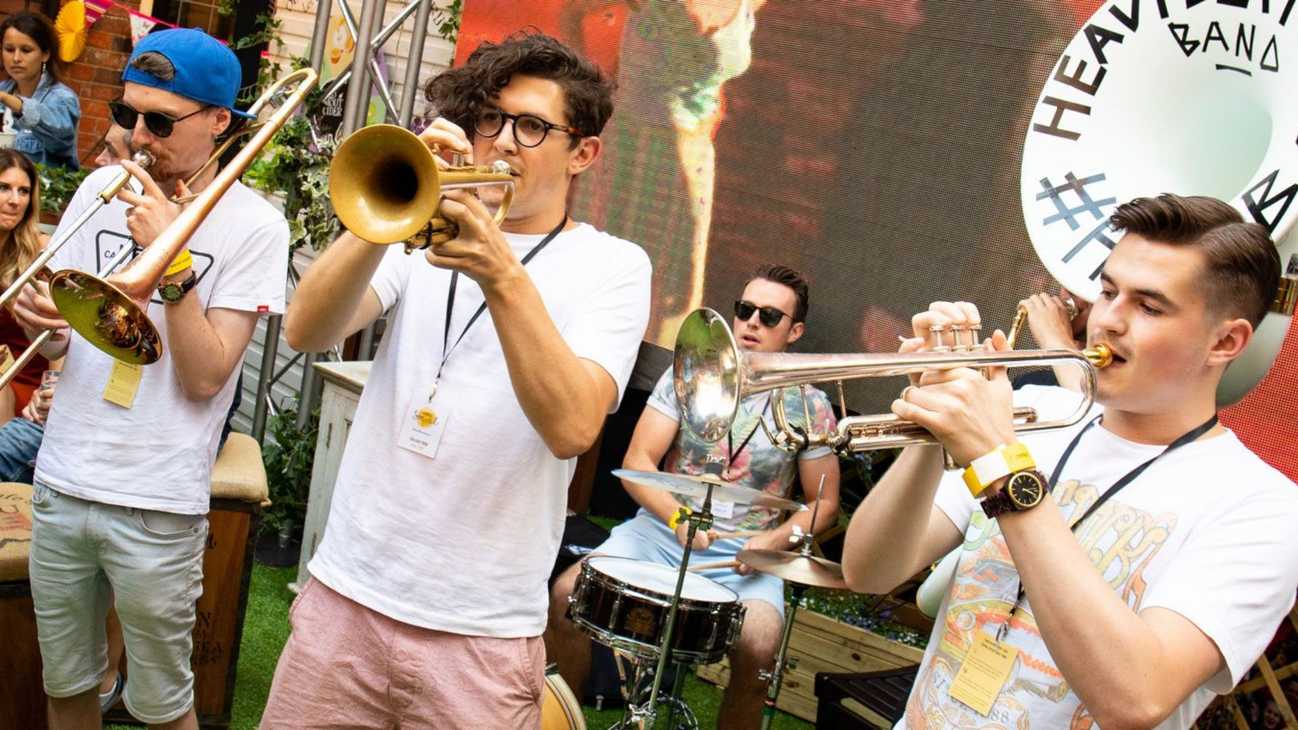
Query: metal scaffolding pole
398 0 434 126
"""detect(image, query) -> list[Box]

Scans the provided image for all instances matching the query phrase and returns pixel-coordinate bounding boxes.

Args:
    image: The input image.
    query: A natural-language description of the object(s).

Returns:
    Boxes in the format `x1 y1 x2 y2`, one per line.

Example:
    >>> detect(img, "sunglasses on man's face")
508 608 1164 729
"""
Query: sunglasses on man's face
734 300 791 328
108 100 209 139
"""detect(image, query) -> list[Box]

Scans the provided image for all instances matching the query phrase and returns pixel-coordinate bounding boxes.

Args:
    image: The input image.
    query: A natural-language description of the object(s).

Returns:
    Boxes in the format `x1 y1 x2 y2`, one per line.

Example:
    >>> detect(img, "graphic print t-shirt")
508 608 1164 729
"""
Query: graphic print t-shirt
902 385 1298 729
646 367 837 532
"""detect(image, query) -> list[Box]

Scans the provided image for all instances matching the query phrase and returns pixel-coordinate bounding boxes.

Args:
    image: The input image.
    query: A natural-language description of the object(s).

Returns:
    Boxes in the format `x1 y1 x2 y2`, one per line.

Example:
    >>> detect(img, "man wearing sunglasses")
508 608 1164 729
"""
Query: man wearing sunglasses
546 263 841 729
262 33 650 727
12 28 288 730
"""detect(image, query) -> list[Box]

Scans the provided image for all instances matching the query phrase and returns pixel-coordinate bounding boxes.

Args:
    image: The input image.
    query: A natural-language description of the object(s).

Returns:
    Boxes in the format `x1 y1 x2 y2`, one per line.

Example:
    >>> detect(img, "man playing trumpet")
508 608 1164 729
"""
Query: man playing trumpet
12 29 289 729
844 194 1298 728
262 33 651 727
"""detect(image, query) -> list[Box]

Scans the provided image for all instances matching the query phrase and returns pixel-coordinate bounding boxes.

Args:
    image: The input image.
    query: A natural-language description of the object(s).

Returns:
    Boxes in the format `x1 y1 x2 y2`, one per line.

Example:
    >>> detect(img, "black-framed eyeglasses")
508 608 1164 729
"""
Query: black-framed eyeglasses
473 108 581 148
734 300 792 328
109 100 209 139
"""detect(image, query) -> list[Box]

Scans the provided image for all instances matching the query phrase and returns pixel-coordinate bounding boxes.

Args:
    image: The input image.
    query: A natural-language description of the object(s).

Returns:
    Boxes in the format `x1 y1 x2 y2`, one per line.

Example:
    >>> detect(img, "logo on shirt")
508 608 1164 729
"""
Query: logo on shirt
95 230 214 305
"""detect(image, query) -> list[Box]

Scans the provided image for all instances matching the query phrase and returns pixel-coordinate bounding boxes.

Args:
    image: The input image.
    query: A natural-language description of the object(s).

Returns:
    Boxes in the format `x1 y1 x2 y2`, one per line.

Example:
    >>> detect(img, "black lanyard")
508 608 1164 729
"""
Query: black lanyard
1000 411 1219 636
726 394 773 467
435 215 567 383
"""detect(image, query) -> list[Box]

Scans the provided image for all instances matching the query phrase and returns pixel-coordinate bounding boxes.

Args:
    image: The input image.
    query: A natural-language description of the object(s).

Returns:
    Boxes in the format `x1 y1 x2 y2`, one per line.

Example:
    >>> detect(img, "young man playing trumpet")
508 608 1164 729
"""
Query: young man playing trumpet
13 29 289 729
262 33 651 727
843 194 1298 728
546 264 840 729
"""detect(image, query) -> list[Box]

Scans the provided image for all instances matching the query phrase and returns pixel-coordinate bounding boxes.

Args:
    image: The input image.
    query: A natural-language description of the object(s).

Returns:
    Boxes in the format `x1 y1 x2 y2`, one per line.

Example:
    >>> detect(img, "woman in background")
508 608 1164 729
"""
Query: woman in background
0 147 48 428
0 12 80 169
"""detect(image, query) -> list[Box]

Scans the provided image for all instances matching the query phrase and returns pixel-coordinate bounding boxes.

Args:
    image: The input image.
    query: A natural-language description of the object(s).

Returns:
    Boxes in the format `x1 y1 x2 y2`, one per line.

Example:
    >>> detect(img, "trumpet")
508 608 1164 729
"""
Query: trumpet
328 124 516 249
673 308 1111 455
46 68 318 365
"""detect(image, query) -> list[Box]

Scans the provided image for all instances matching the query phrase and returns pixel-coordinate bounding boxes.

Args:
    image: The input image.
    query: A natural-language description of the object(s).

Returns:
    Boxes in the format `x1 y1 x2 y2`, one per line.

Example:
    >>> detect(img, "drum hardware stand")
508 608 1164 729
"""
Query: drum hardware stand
613 654 698 730
759 481 822 730
622 480 717 729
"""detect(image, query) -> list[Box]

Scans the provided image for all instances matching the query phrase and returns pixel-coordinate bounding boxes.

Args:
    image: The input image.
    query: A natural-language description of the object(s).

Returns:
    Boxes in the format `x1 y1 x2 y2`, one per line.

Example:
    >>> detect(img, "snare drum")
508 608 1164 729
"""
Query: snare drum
541 666 586 730
568 556 745 665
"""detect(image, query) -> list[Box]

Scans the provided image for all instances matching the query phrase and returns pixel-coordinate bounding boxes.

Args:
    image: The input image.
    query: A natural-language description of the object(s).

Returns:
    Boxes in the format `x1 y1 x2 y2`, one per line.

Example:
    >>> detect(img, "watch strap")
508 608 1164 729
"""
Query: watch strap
981 469 1047 519
963 442 1035 497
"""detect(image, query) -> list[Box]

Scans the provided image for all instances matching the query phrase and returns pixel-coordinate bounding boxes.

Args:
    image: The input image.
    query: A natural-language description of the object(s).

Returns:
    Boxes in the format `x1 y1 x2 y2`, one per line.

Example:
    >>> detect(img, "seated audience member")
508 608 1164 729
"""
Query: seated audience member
0 148 48 426
547 264 840 729
843 194 1298 729
0 12 80 169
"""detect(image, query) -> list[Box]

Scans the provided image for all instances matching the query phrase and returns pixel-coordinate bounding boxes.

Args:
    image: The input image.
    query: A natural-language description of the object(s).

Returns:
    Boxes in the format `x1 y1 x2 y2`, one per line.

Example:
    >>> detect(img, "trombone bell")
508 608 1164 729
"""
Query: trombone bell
328 124 516 246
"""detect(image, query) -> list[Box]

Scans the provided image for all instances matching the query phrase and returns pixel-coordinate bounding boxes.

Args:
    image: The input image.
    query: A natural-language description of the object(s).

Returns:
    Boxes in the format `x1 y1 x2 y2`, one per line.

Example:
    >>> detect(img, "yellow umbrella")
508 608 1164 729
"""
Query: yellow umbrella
55 1 88 63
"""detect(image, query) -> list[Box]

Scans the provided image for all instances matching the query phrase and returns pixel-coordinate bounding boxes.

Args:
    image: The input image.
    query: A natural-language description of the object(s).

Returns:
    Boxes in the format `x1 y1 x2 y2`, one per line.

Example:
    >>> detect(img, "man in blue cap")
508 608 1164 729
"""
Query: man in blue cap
13 28 288 730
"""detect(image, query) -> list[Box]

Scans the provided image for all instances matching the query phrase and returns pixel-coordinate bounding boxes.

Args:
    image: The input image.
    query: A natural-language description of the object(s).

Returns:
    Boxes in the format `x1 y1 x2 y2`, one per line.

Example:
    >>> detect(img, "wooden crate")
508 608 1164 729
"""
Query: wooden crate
696 609 924 722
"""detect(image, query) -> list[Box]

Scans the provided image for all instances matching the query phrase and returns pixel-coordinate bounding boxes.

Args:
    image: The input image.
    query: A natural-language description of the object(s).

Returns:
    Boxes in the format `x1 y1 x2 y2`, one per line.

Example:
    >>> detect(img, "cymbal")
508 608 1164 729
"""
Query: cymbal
613 469 804 512
737 549 848 590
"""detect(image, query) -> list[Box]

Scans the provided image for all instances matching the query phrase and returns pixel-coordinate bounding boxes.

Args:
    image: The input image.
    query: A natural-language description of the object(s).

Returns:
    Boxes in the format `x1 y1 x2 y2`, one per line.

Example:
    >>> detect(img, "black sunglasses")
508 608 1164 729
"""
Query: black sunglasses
109 100 209 139
474 108 581 148
734 300 791 328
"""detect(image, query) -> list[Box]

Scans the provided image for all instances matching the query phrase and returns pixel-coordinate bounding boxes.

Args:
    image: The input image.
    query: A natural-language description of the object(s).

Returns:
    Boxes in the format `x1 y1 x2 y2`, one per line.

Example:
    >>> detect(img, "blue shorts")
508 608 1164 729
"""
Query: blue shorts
594 510 786 617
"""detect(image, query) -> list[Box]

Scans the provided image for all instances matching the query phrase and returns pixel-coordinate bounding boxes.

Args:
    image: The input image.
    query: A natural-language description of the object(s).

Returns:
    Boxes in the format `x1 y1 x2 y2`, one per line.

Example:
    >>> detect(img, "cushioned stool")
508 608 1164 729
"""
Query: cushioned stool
0 481 47 728
105 432 269 728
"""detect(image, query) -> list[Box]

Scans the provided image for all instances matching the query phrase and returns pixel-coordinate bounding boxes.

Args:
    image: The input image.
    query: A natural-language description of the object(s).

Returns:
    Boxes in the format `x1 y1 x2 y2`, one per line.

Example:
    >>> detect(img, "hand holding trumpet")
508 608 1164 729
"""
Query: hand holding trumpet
892 301 1017 467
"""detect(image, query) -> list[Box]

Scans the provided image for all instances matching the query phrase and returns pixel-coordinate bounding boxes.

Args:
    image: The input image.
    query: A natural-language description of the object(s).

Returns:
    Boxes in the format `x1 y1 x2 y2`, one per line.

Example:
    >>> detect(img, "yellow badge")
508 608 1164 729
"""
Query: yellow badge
949 630 1018 717
102 360 144 409
415 406 437 429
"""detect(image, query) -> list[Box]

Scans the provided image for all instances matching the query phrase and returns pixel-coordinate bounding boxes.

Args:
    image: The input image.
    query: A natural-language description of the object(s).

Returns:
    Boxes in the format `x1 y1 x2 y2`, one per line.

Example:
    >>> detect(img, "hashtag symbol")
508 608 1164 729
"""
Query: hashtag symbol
1037 172 1117 231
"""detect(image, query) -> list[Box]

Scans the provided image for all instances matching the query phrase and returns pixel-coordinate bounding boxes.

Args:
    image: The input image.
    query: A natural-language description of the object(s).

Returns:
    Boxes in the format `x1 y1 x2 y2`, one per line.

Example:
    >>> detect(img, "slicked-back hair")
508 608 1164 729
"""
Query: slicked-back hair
748 264 810 323
129 51 176 81
425 31 613 147
1110 193 1280 327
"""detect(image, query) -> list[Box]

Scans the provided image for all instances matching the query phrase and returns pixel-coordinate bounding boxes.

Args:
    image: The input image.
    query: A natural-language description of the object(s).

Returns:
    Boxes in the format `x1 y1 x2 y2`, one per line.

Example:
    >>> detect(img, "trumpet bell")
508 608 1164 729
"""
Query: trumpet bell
49 271 161 364
329 124 444 244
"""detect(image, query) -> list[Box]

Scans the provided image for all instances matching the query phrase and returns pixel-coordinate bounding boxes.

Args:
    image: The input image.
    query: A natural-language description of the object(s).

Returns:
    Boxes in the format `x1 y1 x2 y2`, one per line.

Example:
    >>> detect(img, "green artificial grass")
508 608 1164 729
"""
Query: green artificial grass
110 563 814 729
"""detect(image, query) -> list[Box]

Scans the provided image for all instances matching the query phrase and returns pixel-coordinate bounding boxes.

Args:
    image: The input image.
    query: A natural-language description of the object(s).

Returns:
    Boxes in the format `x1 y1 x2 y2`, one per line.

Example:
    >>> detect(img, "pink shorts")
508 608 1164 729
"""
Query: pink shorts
261 578 545 729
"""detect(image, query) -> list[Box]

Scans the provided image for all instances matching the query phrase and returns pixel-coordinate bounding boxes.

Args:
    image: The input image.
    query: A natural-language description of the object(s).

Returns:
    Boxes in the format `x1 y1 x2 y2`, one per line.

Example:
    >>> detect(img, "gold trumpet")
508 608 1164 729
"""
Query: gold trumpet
328 124 516 249
673 308 1111 455
47 68 318 365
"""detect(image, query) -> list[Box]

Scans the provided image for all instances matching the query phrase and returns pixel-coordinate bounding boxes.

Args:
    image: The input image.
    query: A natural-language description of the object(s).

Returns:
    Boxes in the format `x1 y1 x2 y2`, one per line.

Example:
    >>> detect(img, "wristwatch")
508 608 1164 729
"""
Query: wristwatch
980 469 1048 518
158 271 197 303
963 442 1035 497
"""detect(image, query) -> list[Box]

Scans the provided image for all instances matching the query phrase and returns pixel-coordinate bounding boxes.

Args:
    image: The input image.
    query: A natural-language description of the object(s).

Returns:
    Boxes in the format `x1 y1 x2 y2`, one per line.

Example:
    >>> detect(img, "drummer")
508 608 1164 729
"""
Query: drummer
547 263 841 727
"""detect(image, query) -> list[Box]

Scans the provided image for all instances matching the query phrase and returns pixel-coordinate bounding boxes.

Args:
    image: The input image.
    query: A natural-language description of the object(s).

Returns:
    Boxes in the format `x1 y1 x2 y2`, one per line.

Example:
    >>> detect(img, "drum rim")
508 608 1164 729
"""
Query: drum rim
583 556 740 604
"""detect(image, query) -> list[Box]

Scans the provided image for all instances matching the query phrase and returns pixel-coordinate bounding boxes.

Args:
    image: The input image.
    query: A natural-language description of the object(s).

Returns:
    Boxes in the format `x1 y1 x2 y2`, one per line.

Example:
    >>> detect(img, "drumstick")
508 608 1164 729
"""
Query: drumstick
688 560 740 572
712 529 763 540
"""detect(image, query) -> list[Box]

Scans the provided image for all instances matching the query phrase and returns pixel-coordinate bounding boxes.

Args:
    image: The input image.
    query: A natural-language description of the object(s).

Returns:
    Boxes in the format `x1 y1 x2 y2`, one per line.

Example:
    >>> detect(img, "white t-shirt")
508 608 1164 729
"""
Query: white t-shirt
35 165 289 515
900 385 1298 729
308 223 651 638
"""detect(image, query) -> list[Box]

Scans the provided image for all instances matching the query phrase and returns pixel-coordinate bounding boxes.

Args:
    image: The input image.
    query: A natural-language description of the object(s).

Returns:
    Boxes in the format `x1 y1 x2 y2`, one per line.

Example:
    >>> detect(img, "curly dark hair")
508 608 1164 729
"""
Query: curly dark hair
425 32 613 146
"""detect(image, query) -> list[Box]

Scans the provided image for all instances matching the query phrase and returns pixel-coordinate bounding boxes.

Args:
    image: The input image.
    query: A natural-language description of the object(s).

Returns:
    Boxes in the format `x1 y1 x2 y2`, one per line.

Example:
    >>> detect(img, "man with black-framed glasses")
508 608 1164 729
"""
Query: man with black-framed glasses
262 32 650 727
12 28 288 730
546 263 841 729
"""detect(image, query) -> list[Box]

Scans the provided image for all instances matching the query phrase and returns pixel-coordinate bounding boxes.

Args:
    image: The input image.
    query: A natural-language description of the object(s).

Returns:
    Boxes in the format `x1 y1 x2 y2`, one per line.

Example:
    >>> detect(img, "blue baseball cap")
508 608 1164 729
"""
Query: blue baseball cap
122 28 253 119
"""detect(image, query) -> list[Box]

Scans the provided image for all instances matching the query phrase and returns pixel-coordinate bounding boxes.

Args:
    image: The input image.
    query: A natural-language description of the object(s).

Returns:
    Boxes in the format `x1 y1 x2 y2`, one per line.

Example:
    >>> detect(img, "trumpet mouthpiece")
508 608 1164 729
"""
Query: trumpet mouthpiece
489 160 512 175
1085 344 1113 368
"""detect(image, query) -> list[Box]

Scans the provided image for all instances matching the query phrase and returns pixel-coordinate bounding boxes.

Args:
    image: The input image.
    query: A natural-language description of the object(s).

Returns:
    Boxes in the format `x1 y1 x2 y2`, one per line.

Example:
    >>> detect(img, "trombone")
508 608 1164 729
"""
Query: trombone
328 123 516 249
672 307 1112 457
47 68 318 365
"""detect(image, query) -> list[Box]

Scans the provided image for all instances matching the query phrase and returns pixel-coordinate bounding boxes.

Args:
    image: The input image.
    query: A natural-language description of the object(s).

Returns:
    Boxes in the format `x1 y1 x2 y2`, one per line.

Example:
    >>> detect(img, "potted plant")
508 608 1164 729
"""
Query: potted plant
256 401 318 565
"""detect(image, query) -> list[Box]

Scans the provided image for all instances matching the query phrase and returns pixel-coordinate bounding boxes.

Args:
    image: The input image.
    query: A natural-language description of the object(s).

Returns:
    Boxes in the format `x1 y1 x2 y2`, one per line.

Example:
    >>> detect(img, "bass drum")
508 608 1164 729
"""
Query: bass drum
542 666 586 730
1020 0 1298 405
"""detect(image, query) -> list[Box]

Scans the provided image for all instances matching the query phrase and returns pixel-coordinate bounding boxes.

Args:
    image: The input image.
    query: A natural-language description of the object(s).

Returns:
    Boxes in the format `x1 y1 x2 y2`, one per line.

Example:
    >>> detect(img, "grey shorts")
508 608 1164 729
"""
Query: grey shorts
28 483 207 724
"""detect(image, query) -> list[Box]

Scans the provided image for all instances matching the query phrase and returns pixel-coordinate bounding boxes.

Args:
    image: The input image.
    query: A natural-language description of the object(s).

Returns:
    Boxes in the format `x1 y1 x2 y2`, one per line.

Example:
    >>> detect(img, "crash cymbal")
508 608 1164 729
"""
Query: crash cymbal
737 549 848 590
612 469 804 512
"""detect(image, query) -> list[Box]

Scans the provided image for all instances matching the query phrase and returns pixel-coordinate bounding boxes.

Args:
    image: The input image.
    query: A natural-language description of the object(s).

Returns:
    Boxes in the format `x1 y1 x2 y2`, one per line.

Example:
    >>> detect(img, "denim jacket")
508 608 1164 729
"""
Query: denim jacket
0 71 80 169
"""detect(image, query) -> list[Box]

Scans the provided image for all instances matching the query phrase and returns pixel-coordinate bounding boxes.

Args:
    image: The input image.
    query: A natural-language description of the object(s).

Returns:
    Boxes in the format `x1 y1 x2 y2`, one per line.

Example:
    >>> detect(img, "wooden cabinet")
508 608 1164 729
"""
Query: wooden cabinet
290 361 370 593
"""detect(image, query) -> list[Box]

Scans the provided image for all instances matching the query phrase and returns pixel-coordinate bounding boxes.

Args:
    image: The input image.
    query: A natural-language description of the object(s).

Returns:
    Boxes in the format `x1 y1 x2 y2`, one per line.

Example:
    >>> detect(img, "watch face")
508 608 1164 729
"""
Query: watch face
160 284 180 301
1007 471 1046 509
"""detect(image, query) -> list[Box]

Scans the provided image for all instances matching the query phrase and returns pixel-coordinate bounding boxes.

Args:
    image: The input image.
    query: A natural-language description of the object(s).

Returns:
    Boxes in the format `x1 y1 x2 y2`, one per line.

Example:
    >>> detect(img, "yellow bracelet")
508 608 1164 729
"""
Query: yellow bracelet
667 506 692 531
164 249 193 277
